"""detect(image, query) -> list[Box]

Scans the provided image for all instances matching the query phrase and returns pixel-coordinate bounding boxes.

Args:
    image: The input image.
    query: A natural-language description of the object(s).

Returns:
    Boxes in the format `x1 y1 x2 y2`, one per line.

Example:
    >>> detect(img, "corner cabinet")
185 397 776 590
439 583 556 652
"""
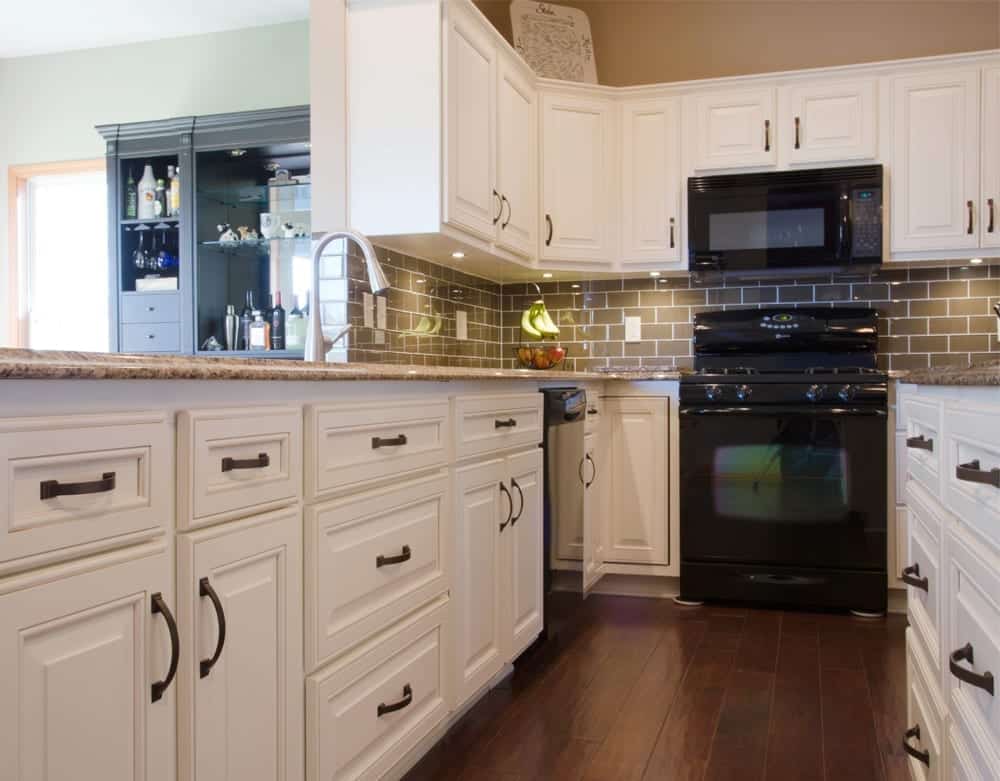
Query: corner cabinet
539 88 617 264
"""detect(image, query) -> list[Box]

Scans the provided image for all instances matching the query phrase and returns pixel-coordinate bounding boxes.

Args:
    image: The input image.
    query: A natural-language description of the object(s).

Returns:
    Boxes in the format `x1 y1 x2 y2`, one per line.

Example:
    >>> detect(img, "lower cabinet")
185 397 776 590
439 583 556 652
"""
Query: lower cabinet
176 508 303 781
0 540 177 781
452 447 544 708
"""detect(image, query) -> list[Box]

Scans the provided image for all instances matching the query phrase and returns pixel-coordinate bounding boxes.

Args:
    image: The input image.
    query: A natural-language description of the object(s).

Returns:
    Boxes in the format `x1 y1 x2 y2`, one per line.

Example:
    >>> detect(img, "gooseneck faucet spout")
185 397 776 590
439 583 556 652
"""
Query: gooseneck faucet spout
305 229 390 362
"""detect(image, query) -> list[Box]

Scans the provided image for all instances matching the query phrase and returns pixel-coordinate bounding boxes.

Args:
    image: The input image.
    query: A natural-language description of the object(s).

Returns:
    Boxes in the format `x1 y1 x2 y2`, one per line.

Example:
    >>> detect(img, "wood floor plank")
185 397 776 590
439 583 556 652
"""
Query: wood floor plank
580 619 708 781
736 610 783 674
820 666 885 781
857 615 909 781
817 614 865 671
764 613 825 781
705 668 775 781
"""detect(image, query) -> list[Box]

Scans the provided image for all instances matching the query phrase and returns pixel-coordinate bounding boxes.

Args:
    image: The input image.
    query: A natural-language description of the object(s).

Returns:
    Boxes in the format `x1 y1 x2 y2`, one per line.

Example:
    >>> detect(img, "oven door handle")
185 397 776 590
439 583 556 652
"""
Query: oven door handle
680 406 887 417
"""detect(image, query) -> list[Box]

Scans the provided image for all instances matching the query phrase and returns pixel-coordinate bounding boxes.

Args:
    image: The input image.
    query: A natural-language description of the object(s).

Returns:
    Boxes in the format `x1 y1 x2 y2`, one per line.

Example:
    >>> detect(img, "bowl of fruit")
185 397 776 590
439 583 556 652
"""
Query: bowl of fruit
514 345 568 370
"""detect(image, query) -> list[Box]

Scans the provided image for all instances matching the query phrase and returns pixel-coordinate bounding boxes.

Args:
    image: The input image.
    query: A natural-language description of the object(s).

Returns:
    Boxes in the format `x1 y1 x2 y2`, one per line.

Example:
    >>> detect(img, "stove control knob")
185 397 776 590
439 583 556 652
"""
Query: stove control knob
705 385 723 402
805 384 827 402
837 384 856 402
735 384 752 402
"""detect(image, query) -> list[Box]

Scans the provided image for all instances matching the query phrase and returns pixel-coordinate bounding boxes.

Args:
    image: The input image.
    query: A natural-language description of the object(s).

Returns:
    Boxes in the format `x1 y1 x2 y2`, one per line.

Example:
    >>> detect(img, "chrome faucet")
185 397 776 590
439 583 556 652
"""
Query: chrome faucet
305 230 390 362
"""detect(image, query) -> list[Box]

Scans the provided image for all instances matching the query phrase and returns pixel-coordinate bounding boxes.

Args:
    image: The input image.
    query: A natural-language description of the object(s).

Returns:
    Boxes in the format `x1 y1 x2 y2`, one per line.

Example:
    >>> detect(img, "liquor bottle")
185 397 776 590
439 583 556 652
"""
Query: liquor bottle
224 305 238 351
168 166 180 217
285 296 306 350
125 168 138 219
270 291 286 350
137 164 157 220
248 310 270 351
239 290 255 350
153 179 167 218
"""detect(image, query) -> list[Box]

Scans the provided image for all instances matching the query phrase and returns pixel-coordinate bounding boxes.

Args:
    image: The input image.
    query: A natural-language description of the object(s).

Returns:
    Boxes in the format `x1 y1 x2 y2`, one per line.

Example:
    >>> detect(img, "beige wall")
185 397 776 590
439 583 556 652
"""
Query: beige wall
476 1 1000 86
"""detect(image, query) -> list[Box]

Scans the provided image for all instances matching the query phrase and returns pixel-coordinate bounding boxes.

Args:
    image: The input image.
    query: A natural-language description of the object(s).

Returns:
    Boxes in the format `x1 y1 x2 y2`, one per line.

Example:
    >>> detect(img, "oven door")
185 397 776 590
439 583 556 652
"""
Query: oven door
679 405 886 571
688 181 848 271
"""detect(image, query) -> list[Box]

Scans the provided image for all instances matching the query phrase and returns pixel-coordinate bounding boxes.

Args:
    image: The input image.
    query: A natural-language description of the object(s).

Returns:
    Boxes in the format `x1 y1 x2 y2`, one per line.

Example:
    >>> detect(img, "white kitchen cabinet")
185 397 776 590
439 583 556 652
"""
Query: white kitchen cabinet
177 508 303 781
891 69 981 252
982 66 1000 249
0 541 176 781
692 87 777 170
602 397 669 565
582 431 606 596
495 51 538 259
452 447 544 707
444 0 496 241
781 78 877 165
540 89 616 263
619 96 683 267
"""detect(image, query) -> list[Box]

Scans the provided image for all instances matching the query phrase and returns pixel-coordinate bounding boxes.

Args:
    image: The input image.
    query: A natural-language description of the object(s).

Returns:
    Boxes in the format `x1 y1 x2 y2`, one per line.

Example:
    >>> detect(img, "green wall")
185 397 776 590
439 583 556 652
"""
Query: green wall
0 21 310 345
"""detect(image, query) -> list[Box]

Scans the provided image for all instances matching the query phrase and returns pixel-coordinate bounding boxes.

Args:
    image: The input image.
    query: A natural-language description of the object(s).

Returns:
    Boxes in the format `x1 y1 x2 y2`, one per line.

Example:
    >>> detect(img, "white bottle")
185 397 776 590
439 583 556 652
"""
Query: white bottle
137 164 157 220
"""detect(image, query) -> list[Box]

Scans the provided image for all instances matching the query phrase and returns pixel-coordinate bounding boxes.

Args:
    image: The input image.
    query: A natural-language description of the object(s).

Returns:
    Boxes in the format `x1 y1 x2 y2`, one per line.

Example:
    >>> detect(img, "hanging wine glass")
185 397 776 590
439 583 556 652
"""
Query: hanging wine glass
132 232 146 270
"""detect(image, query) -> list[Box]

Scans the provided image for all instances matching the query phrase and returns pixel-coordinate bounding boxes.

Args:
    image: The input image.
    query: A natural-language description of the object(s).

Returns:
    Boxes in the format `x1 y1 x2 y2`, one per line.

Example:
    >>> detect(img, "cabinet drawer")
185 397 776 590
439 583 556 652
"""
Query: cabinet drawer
453 393 543 460
907 495 943 675
121 293 181 324
306 596 450 781
121 321 181 353
907 628 945 781
305 400 448 499
177 406 302 529
0 412 170 574
904 397 942 502
943 401 1000 556
304 473 449 671
946 529 1000 759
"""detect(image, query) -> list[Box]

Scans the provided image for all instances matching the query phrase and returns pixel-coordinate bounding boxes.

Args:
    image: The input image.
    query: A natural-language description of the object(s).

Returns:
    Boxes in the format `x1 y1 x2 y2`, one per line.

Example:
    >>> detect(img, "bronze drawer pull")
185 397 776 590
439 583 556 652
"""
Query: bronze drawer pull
376 545 412 568
495 418 517 429
949 643 995 695
794 116 801 150
902 725 930 767
956 459 1000 488
221 452 269 472
764 119 771 152
900 564 928 592
906 435 933 452
372 434 408 449
967 200 974 235
378 684 413 717
40 471 116 500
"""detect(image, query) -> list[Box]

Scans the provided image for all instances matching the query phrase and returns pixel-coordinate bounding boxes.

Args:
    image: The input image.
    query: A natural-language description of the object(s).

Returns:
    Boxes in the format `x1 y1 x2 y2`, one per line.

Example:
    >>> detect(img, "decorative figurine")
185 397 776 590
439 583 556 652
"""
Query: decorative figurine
237 226 259 242
217 223 240 243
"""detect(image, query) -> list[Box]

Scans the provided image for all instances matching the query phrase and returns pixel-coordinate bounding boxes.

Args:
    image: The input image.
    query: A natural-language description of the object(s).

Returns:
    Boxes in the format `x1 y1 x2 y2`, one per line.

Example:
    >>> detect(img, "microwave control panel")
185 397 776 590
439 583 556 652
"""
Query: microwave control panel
851 187 882 259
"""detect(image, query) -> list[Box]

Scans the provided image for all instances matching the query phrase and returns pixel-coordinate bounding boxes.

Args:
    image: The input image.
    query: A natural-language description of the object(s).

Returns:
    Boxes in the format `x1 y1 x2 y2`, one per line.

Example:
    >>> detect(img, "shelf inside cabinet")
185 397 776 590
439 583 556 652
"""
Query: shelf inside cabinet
197 181 310 210
121 217 179 226
200 237 312 254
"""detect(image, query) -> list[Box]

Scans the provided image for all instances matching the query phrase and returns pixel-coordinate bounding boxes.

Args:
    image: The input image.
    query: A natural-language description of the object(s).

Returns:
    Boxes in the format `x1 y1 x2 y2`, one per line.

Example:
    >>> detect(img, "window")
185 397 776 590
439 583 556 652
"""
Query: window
9 161 108 351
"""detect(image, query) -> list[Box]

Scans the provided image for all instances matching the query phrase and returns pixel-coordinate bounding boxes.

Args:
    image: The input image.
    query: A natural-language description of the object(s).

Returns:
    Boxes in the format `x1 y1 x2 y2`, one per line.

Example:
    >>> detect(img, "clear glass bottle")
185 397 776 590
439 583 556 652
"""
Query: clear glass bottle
168 165 180 217
248 310 270 351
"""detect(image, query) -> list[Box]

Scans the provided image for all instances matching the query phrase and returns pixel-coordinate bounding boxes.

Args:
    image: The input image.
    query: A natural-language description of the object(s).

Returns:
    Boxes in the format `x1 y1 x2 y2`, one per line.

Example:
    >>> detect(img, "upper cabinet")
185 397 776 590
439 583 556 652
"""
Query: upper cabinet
540 89 616 263
619 97 683 268
495 52 538 259
691 87 777 170
982 66 1000 250
891 69 981 253
780 79 877 165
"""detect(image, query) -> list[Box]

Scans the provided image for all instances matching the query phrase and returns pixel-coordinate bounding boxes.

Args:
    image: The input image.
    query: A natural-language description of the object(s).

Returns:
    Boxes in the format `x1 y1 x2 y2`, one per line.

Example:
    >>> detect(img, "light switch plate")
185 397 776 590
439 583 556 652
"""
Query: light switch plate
362 292 374 328
625 316 642 343
456 310 468 341
376 295 387 330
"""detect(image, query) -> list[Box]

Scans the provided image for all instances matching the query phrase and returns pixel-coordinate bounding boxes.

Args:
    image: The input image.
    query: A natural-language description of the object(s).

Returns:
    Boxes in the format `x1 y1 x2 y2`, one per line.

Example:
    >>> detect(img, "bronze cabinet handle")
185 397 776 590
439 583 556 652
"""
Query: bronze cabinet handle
949 643 995 695
988 197 996 233
585 453 596 488
495 418 517 429
955 459 1000 488
902 725 930 767
372 434 407 449
492 189 502 225
500 195 511 229
376 545 412 568
221 452 269 472
198 577 227 679
764 119 771 152
545 214 553 246
794 116 801 150
40 471 116 500
151 592 180 702
669 217 675 249
378 684 413 717
900 563 929 592
906 435 933 452
510 478 525 525
499 482 513 532
967 200 974 235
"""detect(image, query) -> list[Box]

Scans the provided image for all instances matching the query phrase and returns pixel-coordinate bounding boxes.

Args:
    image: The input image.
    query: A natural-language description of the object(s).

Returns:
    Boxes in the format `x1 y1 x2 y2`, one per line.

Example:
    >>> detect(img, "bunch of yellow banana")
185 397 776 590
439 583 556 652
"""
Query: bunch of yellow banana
407 314 442 335
520 299 560 340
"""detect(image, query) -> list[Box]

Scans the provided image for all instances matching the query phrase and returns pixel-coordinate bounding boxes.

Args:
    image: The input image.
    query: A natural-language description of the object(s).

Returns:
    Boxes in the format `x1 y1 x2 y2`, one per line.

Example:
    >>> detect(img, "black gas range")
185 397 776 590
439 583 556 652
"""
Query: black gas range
678 307 888 615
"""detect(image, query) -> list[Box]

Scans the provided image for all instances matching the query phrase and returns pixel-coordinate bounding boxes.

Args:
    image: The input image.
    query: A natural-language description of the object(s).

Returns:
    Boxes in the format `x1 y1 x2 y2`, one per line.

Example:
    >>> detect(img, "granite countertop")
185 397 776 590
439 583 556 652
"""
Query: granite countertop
897 359 1000 387
0 348 683 382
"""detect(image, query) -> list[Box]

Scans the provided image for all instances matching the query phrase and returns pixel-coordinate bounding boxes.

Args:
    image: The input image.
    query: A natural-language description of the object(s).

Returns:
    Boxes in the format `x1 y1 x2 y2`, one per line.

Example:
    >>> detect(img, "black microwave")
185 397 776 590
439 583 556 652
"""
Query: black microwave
687 164 883 273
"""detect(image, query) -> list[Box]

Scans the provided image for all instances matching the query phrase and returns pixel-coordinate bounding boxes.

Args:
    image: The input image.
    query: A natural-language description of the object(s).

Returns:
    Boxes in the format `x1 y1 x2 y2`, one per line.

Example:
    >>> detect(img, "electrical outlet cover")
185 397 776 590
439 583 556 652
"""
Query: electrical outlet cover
456 310 468 341
362 292 374 328
625 316 642 343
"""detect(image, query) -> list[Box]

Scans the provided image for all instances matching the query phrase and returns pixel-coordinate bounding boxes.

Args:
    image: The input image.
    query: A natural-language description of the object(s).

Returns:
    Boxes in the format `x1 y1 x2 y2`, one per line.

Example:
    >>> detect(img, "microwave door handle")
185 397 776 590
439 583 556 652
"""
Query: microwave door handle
838 197 851 260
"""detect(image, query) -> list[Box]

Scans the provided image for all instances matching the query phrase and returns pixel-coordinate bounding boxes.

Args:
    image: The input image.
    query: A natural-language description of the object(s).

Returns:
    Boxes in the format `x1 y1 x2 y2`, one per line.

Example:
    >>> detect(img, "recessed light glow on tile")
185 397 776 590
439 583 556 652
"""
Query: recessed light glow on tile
542 272 553 278
649 271 661 277
451 251 465 259
571 284 581 289
970 257 983 264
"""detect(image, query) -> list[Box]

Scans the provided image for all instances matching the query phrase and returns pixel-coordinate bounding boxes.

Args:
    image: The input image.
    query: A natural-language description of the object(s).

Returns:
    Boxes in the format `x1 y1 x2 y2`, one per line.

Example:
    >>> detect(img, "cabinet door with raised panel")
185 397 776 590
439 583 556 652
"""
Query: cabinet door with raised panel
453 458 506 707
540 90 615 262
177 508 302 781
782 79 876 165
620 97 682 267
583 431 607 597
496 52 537 260
507 448 543 659
0 542 175 781
982 66 1000 249
603 397 669 564
444 0 496 241
891 69 980 252
693 87 777 170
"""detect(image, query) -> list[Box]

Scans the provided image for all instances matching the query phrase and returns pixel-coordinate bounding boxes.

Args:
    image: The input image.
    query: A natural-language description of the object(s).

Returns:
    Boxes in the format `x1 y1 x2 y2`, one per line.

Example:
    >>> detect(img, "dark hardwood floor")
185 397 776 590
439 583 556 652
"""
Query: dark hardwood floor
404 593 908 781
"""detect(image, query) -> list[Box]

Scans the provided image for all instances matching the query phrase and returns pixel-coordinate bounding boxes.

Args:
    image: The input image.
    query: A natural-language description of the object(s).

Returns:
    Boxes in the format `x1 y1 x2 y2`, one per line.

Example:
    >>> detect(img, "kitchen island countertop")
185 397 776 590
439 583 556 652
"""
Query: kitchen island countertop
896 359 1000 387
